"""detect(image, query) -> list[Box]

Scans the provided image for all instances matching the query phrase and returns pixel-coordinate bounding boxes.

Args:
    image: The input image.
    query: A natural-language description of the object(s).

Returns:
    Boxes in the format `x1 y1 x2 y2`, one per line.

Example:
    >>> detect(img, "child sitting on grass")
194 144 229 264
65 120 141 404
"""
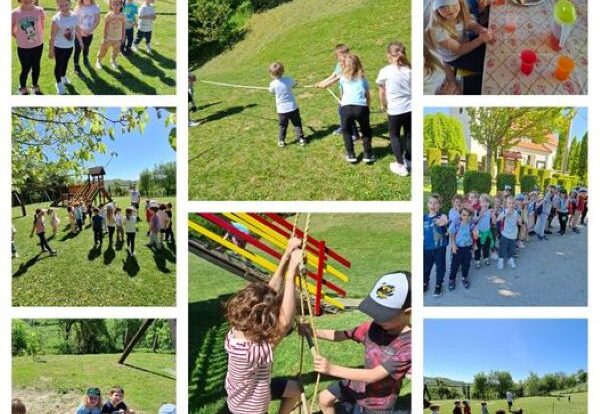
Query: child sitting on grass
224 237 304 414
424 194 448 297
101 386 136 414
448 208 478 290
30 209 57 255
76 387 103 414
124 207 137 255
12 398 26 414
96 0 125 70
311 271 411 414
268 62 307 147
132 0 156 53
91 207 104 248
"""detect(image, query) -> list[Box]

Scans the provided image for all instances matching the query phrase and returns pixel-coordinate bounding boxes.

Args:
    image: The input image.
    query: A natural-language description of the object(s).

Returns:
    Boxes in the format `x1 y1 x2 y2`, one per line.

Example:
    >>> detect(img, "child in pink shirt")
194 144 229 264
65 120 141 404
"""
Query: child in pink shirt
12 0 46 95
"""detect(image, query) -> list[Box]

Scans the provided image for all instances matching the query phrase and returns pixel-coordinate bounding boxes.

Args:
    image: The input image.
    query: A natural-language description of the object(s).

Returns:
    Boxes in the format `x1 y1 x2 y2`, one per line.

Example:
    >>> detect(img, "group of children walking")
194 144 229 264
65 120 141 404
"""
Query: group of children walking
429 400 522 414
12 0 157 95
424 184 588 296
15 199 174 259
266 42 412 176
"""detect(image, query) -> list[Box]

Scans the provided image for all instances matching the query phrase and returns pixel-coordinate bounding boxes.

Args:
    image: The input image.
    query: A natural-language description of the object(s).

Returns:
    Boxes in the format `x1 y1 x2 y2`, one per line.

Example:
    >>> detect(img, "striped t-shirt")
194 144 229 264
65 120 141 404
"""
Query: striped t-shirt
225 329 273 414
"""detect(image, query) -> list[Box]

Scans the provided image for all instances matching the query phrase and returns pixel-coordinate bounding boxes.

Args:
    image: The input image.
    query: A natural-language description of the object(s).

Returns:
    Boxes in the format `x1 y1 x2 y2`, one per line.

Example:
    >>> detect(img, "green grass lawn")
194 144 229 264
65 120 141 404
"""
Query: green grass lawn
12 196 176 307
13 352 176 414
425 393 587 414
189 214 411 413
189 0 412 201
11 0 176 95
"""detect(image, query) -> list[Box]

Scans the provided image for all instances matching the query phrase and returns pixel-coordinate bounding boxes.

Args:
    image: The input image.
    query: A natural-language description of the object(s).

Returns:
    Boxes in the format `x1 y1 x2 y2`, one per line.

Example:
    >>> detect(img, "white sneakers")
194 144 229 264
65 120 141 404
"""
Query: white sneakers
61 76 71 85
146 44 152 53
389 162 409 177
498 258 517 269
55 81 66 95
95 60 103 70
497 259 504 269
110 59 119 70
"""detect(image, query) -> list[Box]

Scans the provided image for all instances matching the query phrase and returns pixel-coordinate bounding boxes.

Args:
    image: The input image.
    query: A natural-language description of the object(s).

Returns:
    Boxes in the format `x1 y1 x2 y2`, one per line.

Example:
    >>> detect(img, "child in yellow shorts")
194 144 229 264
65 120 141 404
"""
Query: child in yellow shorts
95 0 125 70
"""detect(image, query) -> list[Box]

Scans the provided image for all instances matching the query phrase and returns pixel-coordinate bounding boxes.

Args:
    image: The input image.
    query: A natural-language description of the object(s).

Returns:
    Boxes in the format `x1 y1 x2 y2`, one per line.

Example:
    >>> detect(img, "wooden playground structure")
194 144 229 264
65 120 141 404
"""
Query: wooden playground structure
51 166 113 207
188 213 351 316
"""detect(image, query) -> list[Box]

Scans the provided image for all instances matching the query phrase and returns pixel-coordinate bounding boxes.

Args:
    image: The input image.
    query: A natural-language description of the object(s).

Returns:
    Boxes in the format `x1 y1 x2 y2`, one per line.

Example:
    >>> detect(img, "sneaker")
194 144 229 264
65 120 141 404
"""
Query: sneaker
49 250 58 256
352 135 361 143
389 162 409 177
363 154 375 164
517 241 525 248
110 59 119 69
188 120 201 127
18 86 29 95
13 252 19 258
74 64 82 75
484 258 490 266
132 44 139 52
95 60 103 70
543 236 549 240
573 227 580 233
146 44 152 53
423 283 429 293
475 260 481 269
462 279 470 289
333 127 343 135
299 138 307 146
497 259 504 269
61 76 71 85
346 153 358 163
508 258 516 269
278 140 286 148
490 251 499 260
56 81 66 95
433 285 442 297
32 86 43 95
405 159 412 170
448 281 456 291
544 230 552 235
83 56 90 66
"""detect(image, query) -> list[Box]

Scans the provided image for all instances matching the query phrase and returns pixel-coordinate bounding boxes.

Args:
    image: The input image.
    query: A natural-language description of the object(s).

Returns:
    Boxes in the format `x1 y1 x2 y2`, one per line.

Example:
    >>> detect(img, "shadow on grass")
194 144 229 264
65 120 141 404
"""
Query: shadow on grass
124 51 176 89
123 362 176 381
103 246 116 265
76 64 127 95
305 124 338 143
122 254 140 277
115 239 125 251
146 49 176 71
188 295 231 412
149 245 176 274
12 253 50 278
198 103 258 124
60 231 79 242
191 102 221 113
88 246 102 261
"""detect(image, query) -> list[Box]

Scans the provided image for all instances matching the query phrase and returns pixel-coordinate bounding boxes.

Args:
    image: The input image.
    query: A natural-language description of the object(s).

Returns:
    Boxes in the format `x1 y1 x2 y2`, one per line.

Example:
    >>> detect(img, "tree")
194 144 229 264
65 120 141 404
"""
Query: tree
138 168 153 196
472 372 489 399
567 139 580 176
553 124 569 171
153 162 177 196
466 108 570 174
524 372 540 396
577 133 587 180
576 369 587 385
424 113 467 154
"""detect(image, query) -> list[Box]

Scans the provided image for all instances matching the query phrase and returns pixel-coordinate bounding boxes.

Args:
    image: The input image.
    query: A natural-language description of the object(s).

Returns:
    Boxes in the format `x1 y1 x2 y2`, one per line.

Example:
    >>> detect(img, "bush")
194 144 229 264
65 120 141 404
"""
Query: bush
463 171 492 194
447 150 461 168
520 175 540 193
431 165 457 212
466 153 478 171
541 169 552 182
496 173 516 193
426 148 442 171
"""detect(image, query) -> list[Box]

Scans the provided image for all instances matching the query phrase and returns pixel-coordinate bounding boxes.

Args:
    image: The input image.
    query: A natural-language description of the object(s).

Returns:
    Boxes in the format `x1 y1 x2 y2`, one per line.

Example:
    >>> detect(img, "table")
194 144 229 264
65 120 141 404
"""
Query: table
482 0 588 95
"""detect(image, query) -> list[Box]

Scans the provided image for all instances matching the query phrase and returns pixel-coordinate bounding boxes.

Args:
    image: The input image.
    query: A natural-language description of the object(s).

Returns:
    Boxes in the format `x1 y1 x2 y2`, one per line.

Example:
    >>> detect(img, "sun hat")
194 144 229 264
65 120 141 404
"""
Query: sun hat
358 271 411 323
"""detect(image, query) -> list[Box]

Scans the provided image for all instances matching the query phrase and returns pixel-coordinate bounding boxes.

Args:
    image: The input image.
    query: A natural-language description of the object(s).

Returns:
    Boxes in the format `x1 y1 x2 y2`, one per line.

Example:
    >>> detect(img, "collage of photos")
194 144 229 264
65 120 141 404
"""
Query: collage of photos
5 0 593 414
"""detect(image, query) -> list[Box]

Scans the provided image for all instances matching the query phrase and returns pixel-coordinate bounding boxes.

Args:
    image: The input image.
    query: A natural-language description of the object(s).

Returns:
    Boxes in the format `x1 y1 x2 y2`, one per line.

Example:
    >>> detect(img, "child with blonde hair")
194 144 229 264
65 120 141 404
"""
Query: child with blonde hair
124 207 137 255
268 62 307 147
68 205 77 233
49 0 84 94
115 207 124 242
73 0 100 74
12 0 46 95
48 207 61 237
132 0 156 53
106 204 116 246
425 0 493 94
224 237 304 414
76 387 103 414
376 41 412 177
31 209 57 255
423 43 461 95
96 0 125 70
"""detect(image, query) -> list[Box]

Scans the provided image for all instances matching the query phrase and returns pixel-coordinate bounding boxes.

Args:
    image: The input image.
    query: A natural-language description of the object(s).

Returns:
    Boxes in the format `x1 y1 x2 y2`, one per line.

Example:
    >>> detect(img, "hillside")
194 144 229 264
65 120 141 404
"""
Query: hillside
190 0 412 201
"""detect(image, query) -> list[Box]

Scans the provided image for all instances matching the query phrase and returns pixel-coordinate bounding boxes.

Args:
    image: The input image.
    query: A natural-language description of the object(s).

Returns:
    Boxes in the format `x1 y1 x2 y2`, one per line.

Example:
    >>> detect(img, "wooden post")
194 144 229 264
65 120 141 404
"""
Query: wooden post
118 319 154 364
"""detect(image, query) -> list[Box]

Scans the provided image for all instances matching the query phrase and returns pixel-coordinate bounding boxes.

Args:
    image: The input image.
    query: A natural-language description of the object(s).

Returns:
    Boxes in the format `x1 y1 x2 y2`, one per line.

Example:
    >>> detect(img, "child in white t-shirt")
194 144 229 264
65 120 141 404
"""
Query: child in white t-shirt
132 0 156 53
268 62 306 147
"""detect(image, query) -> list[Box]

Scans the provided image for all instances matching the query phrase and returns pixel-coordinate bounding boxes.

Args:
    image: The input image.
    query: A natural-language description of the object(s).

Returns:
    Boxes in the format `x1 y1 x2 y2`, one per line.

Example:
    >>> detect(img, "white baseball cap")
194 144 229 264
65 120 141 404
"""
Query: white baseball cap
358 271 411 323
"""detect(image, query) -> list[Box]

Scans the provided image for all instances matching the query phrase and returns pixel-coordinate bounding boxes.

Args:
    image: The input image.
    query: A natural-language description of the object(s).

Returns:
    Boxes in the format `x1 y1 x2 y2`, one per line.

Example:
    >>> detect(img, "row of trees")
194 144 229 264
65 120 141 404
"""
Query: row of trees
12 319 174 356
189 0 291 68
138 162 177 197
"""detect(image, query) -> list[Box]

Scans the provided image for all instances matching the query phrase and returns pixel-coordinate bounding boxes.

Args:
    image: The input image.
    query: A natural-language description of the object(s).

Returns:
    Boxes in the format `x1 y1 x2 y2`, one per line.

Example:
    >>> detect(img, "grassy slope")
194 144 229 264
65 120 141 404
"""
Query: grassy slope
190 0 412 201
12 197 176 306
11 0 176 95
425 393 587 414
189 214 411 413
13 352 175 414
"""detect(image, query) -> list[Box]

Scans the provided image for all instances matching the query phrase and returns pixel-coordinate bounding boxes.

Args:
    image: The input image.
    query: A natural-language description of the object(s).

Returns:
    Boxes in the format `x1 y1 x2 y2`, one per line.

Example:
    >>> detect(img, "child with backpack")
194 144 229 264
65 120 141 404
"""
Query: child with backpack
448 208 478 290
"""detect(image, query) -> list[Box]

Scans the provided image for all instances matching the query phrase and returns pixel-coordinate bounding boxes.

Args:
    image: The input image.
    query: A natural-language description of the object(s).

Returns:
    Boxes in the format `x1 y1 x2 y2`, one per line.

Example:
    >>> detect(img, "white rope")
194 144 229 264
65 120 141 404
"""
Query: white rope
198 79 269 90
325 88 341 104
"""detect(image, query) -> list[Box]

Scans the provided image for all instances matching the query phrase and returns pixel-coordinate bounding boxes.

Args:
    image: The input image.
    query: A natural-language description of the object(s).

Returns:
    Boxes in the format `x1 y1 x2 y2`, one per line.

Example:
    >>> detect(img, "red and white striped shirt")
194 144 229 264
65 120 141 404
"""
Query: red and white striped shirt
225 329 273 414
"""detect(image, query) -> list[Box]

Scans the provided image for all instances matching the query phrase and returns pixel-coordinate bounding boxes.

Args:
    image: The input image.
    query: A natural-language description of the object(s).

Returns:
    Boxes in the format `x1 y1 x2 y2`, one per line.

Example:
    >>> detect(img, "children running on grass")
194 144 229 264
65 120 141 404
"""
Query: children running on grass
268 61 307 147
424 186 588 296
12 0 46 95
224 237 304 414
309 271 412 414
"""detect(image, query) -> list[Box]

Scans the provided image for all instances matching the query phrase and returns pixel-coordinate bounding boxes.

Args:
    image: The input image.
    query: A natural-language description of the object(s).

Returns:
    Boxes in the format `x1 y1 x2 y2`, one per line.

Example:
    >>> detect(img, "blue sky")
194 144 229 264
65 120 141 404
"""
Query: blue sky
425 319 587 382
41 108 176 180
424 107 587 142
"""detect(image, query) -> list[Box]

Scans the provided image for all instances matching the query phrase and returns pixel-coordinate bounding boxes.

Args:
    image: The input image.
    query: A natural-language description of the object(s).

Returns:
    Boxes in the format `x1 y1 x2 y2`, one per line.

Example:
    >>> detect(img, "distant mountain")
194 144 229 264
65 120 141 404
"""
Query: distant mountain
425 377 470 387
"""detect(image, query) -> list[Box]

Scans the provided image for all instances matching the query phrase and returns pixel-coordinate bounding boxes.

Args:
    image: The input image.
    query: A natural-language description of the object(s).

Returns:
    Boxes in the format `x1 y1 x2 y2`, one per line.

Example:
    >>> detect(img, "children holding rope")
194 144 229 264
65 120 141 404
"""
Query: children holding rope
12 0 46 95
309 272 412 414
376 41 412 177
224 237 304 414
268 62 307 147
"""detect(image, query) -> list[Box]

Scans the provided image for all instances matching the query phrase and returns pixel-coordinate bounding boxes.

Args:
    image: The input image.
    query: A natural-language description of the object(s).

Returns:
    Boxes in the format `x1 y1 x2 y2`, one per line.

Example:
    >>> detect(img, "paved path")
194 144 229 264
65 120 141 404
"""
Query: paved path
425 222 587 306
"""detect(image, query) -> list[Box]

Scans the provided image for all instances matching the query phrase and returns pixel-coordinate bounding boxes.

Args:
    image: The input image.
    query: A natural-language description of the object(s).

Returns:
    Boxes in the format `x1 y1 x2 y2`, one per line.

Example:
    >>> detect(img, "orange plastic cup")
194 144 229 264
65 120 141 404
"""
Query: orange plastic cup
555 55 575 81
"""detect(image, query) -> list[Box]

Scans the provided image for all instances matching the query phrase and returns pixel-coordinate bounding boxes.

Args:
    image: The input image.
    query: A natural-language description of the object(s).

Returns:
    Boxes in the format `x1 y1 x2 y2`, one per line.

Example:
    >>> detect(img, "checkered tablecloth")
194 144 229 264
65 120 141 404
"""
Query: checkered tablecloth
482 0 587 95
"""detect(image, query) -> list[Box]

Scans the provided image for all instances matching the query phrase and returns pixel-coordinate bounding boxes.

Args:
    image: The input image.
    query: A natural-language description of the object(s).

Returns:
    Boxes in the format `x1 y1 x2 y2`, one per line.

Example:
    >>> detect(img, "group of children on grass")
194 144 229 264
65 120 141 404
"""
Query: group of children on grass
428 400 523 414
266 42 412 176
14 198 173 259
424 0 493 95
12 387 176 414
223 236 412 414
12 0 157 95
424 184 588 296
